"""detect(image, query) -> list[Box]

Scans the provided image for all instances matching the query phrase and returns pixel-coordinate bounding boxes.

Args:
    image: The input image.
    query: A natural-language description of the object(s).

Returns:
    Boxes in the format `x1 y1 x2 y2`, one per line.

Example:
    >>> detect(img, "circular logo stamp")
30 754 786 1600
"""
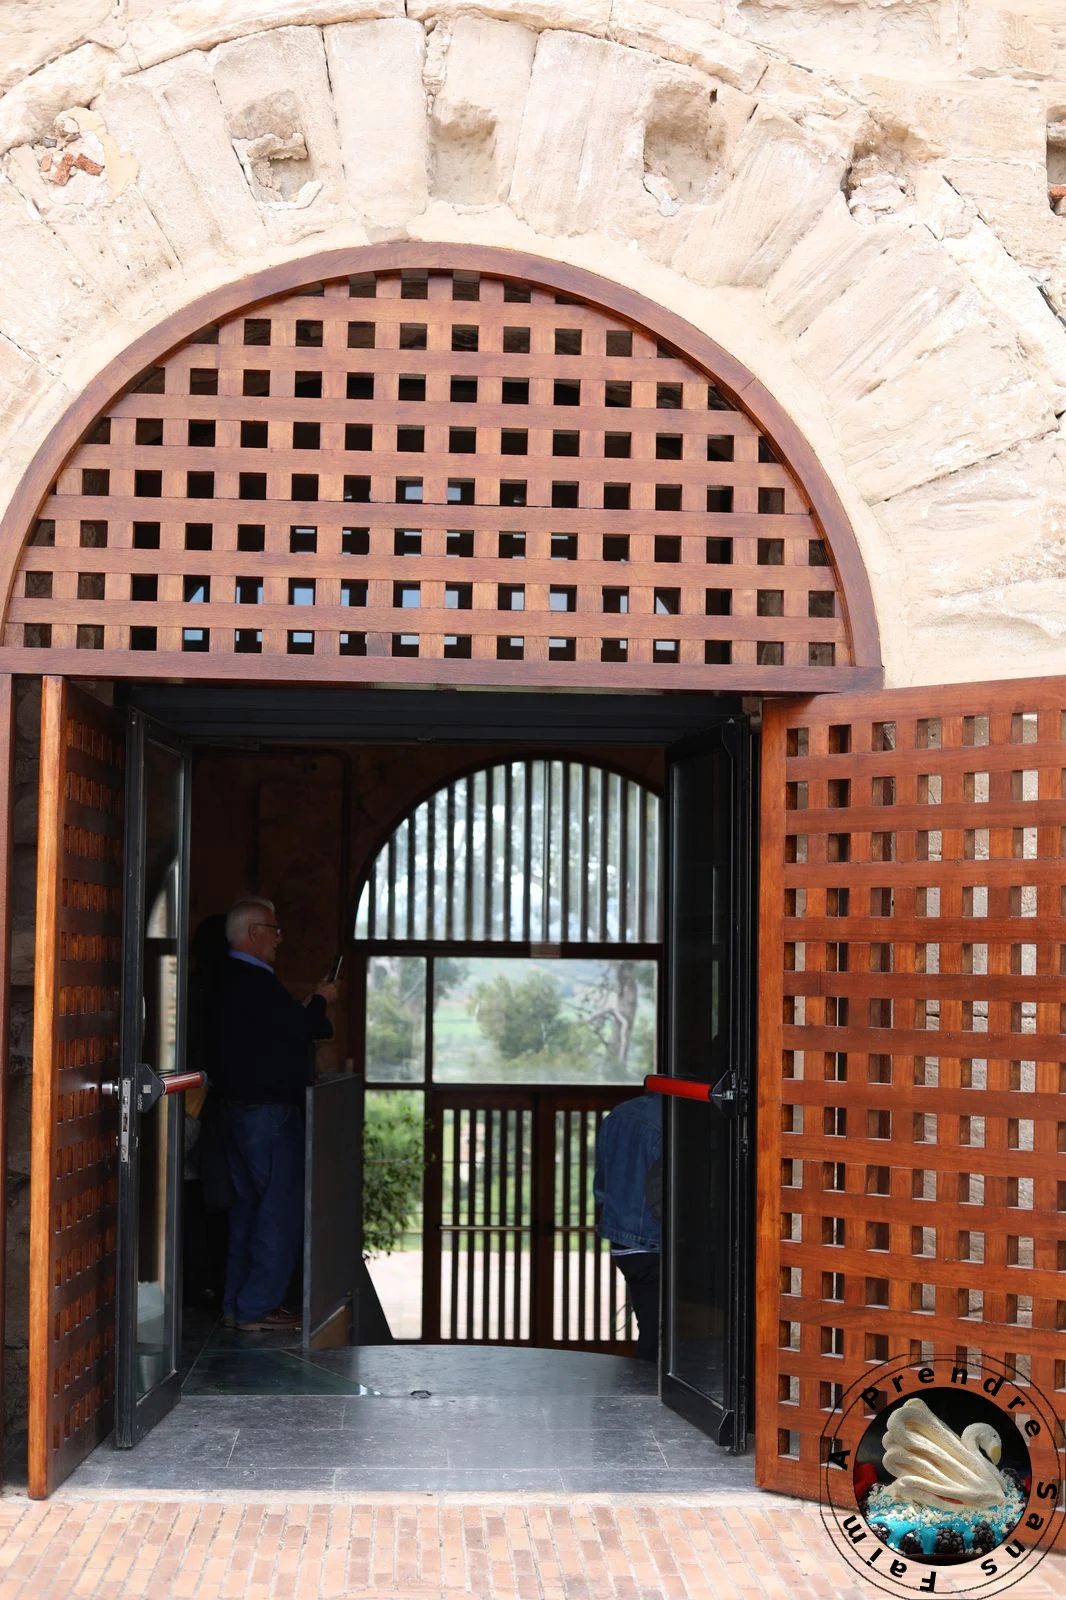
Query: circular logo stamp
820 1354 1064 1595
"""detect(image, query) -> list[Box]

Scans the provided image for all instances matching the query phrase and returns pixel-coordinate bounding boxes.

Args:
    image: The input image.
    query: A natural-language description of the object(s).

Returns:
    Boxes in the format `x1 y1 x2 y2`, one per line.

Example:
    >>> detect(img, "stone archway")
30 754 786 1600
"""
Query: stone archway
0 245 880 691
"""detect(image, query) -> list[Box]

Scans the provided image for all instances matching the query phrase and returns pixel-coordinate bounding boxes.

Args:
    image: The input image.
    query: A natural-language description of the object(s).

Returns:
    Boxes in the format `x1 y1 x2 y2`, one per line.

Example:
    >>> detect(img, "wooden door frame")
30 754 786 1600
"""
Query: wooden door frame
0 676 14 1484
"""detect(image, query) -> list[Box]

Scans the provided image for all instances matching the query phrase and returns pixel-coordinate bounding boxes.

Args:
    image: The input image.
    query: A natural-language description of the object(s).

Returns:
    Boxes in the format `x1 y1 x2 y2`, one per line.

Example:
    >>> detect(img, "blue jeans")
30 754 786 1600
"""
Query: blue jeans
223 1102 304 1323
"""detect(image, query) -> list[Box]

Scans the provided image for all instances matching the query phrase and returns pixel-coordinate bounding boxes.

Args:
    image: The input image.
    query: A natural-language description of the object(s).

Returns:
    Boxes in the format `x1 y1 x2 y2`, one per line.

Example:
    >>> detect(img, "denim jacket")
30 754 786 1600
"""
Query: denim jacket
594 1093 663 1251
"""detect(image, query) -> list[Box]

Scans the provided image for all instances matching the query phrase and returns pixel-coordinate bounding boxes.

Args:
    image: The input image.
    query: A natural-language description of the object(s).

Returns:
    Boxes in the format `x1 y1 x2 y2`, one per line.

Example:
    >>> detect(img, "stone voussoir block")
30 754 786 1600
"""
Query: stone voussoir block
125 0 405 72
430 17 538 206
324 18 429 229
607 0 764 94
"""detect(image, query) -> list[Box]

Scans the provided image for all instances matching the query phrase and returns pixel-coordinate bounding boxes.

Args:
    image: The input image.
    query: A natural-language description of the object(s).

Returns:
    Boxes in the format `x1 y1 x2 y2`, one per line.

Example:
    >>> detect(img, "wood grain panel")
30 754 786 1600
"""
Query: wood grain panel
28 678 123 1498
3 257 876 691
756 678 1066 1502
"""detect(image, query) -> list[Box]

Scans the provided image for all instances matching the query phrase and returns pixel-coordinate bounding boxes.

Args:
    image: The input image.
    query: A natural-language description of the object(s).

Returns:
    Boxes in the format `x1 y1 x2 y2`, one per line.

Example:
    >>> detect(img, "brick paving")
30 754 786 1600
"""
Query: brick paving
0 1493 1063 1600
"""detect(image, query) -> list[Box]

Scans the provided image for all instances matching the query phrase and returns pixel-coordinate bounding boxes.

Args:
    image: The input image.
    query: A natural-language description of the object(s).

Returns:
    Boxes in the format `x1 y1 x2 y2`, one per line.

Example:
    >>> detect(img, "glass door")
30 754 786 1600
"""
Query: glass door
116 712 193 1447
661 719 755 1449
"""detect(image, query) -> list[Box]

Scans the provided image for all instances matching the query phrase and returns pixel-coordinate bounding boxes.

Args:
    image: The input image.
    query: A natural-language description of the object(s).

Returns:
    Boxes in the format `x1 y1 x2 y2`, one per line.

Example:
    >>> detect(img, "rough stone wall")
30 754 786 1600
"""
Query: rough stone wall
0 2 1065 684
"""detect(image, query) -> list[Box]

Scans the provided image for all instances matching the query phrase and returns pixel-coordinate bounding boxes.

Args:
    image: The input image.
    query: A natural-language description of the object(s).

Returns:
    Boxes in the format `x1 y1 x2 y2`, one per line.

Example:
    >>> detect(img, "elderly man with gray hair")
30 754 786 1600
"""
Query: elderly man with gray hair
210 896 338 1331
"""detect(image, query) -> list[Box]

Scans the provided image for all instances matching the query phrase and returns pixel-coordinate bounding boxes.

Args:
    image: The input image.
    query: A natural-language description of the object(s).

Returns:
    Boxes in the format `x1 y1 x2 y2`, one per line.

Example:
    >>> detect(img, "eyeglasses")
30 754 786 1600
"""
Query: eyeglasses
251 921 282 935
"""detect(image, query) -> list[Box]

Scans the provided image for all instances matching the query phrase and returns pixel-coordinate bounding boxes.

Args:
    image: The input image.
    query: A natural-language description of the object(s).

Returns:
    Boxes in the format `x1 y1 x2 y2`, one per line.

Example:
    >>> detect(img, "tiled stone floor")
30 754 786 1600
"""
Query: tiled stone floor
66 1342 756 1495
2 1493 1065 1600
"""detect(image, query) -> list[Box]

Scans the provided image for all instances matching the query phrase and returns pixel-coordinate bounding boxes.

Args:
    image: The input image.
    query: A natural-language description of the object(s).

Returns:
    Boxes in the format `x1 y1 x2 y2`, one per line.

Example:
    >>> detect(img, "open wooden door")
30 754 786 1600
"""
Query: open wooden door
28 679 125 1497
757 678 1066 1498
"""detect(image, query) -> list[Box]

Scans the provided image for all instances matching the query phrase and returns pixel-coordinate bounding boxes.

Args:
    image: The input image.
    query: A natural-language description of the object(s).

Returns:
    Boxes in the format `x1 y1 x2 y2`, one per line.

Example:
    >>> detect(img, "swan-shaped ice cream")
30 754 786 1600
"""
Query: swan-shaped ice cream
881 1397 1009 1511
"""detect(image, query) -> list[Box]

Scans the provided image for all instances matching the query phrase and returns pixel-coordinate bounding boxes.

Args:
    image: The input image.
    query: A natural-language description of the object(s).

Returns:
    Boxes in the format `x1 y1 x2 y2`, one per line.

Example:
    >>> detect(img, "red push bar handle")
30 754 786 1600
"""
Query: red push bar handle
160 1071 207 1096
644 1074 713 1103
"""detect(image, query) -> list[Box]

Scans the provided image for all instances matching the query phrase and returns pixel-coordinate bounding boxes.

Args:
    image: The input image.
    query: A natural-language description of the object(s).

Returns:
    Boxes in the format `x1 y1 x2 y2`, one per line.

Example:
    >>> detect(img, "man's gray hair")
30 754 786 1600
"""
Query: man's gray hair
225 896 276 946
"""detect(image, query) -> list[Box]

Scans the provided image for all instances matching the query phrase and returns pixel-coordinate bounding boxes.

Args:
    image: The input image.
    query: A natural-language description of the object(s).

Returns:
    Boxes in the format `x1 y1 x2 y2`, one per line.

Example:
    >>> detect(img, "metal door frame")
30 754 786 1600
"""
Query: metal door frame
115 709 192 1447
659 716 757 1451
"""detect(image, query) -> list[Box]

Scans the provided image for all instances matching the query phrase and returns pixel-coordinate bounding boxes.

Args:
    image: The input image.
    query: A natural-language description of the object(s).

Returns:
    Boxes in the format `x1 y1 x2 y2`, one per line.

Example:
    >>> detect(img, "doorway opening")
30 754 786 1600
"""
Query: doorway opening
37 680 757 1493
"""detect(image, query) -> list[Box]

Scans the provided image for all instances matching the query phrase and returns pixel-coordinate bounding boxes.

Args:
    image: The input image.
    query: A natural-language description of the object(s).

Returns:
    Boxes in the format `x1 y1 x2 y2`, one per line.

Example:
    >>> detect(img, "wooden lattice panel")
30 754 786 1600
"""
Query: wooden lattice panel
757 680 1066 1500
28 679 123 1497
7 263 866 690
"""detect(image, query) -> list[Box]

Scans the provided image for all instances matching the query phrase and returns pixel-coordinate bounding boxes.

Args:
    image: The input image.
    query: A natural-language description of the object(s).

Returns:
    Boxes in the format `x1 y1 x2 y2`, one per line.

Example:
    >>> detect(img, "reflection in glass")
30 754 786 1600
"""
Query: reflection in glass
362 1089 424 1337
433 957 656 1086
365 957 426 1082
135 740 183 1400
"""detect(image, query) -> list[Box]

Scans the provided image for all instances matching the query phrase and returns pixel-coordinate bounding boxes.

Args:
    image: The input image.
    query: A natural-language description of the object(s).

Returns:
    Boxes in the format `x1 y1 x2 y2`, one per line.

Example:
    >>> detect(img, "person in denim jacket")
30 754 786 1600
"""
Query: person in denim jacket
594 1092 663 1360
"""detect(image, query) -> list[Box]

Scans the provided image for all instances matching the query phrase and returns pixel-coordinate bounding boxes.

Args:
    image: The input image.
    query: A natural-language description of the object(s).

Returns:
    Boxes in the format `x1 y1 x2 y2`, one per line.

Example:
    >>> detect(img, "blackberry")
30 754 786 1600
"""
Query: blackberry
869 1523 891 1546
934 1528 966 1556
973 1522 997 1555
900 1532 924 1557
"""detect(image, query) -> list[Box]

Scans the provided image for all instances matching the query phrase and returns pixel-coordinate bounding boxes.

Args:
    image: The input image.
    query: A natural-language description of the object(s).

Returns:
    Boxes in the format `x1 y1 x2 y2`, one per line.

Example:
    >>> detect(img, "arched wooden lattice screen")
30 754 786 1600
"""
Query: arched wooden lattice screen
1 250 879 691
757 679 1066 1500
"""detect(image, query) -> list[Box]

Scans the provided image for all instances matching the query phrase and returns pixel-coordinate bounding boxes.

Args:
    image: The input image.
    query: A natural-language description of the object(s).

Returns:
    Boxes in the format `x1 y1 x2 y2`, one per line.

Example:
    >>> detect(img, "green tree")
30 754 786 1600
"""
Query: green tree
469 969 578 1059
362 1092 425 1256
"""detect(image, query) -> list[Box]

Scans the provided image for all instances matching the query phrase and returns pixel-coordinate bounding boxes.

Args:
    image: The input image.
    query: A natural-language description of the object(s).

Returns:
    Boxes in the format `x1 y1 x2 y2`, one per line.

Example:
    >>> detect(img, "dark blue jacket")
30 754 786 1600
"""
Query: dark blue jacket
594 1093 663 1251
209 955 332 1105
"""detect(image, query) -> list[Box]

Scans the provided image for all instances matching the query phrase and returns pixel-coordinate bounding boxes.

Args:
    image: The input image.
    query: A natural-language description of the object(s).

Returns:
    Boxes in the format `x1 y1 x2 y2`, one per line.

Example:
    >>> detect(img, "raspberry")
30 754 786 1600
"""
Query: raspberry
934 1527 966 1556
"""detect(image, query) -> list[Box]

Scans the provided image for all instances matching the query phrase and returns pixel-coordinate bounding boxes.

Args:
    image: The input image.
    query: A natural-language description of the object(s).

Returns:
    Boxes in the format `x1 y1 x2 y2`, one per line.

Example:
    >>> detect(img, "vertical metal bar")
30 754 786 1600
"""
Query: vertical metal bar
498 1104 509 1341
464 1109 477 1341
503 764 513 941
426 794 436 941
636 787 648 944
619 780 630 944
560 763 571 942
515 1108 527 1340
577 1109 590 1342
522 761 533 943
445 783 456 942
483 767 494 943
559 1110 571 1343
449 1108 461 1340
591 1109 604 1342
580 765 591 943
386 832 397 941
464 776 475 942
481 1108 493 1340
406 816 416 940
598 770 609 943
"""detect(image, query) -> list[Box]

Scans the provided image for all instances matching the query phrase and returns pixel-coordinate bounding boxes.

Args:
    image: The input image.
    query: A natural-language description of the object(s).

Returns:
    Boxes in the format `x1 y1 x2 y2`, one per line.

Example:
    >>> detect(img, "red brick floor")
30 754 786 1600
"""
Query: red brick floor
0 1493 1063 1599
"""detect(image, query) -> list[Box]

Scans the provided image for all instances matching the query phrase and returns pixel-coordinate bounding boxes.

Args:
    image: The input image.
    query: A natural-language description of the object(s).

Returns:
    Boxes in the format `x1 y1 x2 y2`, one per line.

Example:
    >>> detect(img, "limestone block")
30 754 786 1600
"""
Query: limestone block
0 43 132 157
939 154 1062 281
324 19 429 229
735 0 950 75
0 0 114 94
125 1 404 70
97 59 265 270
607 0 763 93
210 27 347 244
509 32 659 236
933 206 1066 408
838 326 1055 502
964 4 1056 78
0 335 52 467
765 200 978 399
672 105 845 288
858 75 1043 164
409 0 611 35
430 18 537 206
0 176 106 369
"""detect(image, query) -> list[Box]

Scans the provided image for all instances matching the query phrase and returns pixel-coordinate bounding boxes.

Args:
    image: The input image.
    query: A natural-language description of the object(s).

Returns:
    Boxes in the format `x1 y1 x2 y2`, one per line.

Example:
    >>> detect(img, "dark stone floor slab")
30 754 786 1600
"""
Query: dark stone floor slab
66 1336 753 1495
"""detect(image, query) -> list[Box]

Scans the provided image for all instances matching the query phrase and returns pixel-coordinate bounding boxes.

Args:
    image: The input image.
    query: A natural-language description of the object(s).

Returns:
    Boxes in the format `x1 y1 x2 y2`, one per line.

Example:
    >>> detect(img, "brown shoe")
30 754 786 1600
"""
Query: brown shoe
236 1307 300 1331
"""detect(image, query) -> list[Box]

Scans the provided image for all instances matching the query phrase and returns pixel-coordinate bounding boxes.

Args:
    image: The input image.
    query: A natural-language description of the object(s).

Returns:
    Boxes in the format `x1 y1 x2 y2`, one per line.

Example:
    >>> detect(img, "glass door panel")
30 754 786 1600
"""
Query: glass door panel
662 721 755 1449
117 715 191 1446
